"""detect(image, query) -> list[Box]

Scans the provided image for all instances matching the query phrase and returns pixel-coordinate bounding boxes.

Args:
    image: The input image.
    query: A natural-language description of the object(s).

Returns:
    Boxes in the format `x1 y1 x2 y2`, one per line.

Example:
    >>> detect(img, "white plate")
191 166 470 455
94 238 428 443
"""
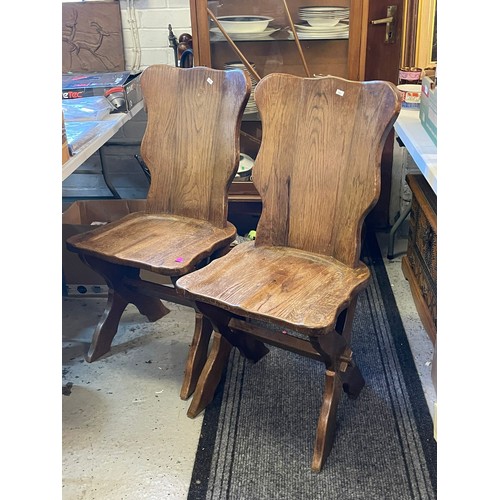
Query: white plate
211 27 280 40
294 23 349 32
297 33 349 40
288 30 349 40
299 7 349 12
224 61 256 67
300 17 341 27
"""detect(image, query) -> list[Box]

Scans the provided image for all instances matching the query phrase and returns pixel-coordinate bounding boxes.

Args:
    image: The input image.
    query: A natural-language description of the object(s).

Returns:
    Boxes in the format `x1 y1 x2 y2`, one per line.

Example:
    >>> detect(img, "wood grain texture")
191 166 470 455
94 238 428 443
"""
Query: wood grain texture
177 72 401 472
140 65 251 226
252 73 401 267
177 241 370 335
177 74 401 333
67 212 237 276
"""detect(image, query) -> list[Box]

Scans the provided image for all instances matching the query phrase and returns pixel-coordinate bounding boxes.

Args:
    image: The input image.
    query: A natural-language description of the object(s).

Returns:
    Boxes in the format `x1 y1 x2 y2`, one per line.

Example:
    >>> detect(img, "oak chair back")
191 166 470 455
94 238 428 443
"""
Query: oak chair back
141 64 250 225
253 73 400 267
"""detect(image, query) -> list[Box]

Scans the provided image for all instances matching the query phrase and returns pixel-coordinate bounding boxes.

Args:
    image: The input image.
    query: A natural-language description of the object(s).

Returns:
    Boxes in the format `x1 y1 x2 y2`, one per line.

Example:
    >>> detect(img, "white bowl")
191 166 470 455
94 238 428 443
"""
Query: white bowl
236 153 254 178
217 16 273 34
304 18 341 28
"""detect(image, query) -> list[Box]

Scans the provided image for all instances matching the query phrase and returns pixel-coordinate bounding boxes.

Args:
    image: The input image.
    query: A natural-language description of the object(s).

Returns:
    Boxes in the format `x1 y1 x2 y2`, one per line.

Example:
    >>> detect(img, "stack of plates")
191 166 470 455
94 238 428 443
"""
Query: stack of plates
298 6 350 26
291 6 350 39
224 62 258 115
210 27 280 41
291 22 349 39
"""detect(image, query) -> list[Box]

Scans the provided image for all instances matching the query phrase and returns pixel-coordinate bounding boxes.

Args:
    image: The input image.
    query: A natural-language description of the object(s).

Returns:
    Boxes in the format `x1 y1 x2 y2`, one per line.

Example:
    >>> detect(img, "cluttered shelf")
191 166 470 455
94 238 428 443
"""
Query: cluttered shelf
62 71 144 182
62 100 144 182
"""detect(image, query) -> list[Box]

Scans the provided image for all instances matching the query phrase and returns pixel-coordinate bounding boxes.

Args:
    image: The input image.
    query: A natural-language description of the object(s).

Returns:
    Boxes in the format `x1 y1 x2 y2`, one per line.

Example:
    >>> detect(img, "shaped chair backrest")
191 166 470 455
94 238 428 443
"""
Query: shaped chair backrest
253 73 401 267
140 64 251 226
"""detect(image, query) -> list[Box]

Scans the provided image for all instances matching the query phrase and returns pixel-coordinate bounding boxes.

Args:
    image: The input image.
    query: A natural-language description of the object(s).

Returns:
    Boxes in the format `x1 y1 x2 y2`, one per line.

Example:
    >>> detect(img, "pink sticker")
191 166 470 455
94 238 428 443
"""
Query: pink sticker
175 257 184 263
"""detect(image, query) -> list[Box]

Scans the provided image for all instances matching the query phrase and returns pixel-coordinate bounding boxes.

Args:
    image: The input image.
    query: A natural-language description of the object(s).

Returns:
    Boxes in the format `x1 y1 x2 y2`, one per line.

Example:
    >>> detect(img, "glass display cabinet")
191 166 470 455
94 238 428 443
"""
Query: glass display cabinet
188 0 404 224
189 0 368 82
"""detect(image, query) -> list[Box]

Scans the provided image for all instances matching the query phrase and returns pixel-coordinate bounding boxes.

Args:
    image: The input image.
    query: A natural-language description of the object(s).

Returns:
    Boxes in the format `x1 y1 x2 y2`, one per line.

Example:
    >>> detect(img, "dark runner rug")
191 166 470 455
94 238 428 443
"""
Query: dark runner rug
187 233 437 500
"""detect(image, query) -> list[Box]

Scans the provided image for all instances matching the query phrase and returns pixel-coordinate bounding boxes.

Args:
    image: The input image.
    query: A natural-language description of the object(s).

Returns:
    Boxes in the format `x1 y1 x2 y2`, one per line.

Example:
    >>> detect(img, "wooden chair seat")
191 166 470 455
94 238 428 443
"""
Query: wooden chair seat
67 212 236 276
177 241 370 336
65 64 251 401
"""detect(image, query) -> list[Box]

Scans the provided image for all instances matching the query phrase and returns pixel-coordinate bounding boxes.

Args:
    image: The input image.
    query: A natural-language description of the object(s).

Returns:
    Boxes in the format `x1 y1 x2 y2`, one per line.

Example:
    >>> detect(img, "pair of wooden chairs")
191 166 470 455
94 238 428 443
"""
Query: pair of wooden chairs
66 64 401 471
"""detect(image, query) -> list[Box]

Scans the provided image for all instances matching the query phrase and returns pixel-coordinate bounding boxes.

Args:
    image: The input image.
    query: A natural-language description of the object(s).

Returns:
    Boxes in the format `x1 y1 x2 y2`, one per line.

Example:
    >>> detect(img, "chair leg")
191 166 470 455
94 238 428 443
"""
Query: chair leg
309 299 365 470
187 332 233 418
86 288 128 362
312 368 343 472
330 298 365 398
340 359 365 399
197 302 269 362
180 312 212 400
82 255 170 362
186 301 269 418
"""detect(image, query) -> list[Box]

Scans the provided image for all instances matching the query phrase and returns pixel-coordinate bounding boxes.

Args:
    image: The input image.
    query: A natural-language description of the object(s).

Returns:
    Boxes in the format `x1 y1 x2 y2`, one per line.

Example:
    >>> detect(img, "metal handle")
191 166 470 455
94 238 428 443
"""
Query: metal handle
371 16 393 25
369 5 397 43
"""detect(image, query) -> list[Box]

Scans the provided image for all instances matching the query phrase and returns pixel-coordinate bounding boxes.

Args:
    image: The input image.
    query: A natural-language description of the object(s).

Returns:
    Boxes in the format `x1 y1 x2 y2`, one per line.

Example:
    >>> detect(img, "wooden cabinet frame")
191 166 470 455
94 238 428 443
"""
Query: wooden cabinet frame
188 0 367 80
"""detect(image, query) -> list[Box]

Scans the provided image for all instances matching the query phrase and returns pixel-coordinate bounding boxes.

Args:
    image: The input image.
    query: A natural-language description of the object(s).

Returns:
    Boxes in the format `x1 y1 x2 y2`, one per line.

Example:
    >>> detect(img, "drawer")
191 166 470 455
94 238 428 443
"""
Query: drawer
406 240 437 331
409 196 437 285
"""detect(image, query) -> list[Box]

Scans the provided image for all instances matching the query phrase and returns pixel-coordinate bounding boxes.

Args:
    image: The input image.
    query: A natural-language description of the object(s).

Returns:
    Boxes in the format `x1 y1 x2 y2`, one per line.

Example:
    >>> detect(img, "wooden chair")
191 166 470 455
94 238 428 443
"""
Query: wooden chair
176 73 401 471
66 64 251 400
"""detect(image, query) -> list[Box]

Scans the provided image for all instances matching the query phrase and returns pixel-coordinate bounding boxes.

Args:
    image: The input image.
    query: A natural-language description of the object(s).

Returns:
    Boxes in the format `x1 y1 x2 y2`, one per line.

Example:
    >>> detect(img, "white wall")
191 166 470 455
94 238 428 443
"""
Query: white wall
119 0 192 70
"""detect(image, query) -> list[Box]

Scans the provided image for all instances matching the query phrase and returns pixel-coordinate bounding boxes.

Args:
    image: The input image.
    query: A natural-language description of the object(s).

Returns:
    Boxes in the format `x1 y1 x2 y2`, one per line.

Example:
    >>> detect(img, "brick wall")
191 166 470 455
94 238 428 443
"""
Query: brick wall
119 0 192 70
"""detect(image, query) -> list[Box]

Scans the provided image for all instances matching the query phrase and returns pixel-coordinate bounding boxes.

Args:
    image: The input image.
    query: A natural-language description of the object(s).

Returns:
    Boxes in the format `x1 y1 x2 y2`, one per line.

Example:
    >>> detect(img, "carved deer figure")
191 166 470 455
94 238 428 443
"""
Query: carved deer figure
63 13 120 71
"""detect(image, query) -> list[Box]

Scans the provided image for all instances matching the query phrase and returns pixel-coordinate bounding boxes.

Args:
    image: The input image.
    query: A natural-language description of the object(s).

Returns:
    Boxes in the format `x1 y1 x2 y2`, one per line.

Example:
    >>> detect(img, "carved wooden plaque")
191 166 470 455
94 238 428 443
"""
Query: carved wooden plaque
62 1 125 73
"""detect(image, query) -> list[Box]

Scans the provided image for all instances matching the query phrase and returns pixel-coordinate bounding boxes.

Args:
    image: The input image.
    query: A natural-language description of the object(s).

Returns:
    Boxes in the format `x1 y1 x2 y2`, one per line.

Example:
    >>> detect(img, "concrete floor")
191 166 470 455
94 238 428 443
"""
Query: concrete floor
62 230 436 499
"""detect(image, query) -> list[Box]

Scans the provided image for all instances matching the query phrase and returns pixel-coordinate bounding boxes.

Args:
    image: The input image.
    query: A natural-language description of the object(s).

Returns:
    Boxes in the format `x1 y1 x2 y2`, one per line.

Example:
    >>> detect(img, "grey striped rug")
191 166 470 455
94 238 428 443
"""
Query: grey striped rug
188 234 437 499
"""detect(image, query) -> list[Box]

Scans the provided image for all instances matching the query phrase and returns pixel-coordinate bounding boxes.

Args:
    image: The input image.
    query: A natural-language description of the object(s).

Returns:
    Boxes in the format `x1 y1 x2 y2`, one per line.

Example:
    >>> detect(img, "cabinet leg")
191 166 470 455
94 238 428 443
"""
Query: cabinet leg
387 204 411 259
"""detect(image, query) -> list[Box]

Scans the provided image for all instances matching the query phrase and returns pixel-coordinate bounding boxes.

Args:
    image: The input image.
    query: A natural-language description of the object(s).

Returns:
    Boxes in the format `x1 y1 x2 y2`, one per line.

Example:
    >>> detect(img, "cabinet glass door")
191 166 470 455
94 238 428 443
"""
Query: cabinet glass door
190 0 361 197
201 0 354 82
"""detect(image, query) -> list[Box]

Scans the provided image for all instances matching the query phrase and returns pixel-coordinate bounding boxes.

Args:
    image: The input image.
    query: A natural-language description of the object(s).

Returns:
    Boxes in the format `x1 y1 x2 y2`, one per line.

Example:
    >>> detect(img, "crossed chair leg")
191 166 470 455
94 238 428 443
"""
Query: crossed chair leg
186 299 365 472
78 255 212 401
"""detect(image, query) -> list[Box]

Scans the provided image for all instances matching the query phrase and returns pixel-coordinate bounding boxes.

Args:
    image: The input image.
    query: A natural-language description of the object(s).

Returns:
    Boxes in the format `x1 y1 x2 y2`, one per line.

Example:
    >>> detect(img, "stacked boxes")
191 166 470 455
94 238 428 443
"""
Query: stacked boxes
419 75 437 145
62 72 143 113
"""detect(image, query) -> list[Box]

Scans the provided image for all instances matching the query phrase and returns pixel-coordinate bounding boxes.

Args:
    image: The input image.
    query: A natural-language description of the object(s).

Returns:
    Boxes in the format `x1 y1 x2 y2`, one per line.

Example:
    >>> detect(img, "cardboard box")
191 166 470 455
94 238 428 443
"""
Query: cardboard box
62 199 147 292
419 76 437 145
62 72 143 113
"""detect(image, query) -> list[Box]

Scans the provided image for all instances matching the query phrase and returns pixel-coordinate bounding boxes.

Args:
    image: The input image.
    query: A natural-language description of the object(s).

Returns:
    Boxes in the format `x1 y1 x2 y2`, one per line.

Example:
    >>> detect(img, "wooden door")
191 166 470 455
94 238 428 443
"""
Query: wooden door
364 0 405 83
363 0 405 228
